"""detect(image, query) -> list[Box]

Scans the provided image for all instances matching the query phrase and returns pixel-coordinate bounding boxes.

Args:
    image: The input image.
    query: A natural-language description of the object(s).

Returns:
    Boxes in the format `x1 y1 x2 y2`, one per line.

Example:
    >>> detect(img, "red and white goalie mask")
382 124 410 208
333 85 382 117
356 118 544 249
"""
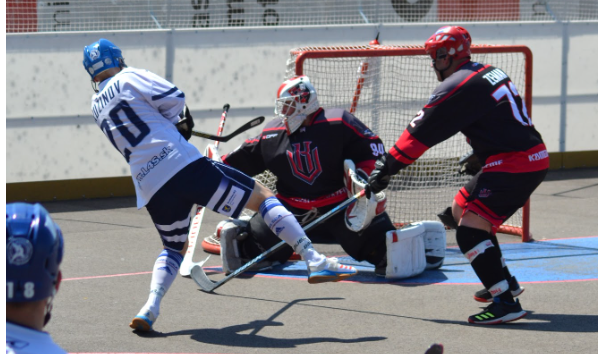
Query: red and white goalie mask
275 75 319 135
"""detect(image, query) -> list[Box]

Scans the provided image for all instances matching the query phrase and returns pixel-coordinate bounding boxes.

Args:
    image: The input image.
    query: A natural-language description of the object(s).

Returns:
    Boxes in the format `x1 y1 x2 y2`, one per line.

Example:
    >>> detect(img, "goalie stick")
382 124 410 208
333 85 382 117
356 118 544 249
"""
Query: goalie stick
191 189 367 293
180 104 230 276
191 115 264 142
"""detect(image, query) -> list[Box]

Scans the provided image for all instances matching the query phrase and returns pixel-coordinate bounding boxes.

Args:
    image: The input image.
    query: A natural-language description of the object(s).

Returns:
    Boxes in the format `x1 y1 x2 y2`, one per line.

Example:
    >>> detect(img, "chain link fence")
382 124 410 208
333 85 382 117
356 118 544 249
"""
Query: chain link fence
7 0 598 33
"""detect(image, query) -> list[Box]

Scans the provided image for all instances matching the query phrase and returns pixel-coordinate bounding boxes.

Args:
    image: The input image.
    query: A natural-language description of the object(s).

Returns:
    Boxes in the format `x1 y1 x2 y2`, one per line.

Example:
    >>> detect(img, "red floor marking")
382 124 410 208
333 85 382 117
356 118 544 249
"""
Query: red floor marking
63 271 152 281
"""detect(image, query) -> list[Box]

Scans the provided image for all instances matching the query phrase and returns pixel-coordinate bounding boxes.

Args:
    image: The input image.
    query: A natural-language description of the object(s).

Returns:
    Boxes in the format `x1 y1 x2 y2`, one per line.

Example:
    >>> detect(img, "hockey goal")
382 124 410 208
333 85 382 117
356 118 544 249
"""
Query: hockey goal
255 43 533 242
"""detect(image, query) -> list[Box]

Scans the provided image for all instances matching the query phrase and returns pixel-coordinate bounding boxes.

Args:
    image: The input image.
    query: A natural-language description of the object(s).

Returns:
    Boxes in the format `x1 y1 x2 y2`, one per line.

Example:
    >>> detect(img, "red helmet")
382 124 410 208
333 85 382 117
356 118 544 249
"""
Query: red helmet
424 26 472 60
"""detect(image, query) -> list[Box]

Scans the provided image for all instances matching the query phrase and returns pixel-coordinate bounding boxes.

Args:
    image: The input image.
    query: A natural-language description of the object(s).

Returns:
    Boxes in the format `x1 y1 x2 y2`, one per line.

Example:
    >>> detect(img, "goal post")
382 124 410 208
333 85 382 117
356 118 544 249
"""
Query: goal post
282 44 533 242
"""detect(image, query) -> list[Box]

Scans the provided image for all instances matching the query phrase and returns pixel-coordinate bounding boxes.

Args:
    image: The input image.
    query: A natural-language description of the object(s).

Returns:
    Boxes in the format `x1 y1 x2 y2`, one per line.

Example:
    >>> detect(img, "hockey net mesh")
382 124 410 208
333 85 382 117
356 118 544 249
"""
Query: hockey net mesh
248 44 529 236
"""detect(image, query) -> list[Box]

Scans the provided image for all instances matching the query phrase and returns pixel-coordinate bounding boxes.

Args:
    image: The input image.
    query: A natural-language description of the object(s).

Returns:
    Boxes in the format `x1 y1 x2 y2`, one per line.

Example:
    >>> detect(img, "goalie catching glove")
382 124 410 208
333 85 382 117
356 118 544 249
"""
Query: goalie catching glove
175 104 195 140
343 160 386 232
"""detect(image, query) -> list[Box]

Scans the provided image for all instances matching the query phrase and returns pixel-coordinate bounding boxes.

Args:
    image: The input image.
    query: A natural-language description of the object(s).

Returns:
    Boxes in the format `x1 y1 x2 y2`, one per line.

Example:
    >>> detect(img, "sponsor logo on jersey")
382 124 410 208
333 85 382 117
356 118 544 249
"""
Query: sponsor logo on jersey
136 146 174 184
483 159 503 169
286 141 323 185
482 68 508 86
528 149 549 162
478 188 492 198
222 205 231 212
7 238 34 266
262 133 278 140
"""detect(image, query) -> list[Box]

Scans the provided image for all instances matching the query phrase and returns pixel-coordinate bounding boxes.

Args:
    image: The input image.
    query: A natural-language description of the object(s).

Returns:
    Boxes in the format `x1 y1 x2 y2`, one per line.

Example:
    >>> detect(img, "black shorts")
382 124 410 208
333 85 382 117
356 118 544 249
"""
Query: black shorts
146 157 255 251
454 169 548 231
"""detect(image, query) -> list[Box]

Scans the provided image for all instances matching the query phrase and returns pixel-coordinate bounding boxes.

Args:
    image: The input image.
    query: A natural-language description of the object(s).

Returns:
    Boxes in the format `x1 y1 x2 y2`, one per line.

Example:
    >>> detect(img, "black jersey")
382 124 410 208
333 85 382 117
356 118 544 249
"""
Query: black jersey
223 108 384 209
388 61 549 174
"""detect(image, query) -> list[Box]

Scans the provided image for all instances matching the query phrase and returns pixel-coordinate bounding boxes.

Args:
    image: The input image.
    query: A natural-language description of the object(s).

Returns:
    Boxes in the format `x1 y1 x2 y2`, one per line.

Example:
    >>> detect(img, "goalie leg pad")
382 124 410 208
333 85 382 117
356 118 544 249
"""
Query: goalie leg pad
411 221 447 270
219 218 250 275
385 224 426 279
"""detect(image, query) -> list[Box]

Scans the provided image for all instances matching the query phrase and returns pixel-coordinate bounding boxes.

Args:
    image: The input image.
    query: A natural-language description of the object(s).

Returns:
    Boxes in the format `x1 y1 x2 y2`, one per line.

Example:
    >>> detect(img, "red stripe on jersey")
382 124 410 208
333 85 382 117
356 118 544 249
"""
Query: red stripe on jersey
455 187 469 209
262 126 286 133
482 144 549 173
277 187 348 209
389 129 430 164
424 64 491 108
388 146 413 165
356 160 376 175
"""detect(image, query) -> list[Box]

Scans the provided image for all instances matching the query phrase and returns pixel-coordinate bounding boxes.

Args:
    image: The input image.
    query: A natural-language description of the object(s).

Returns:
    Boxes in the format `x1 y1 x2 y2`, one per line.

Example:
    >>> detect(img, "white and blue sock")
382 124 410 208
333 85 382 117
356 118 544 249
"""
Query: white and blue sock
259 197 324 264
140 249 183 318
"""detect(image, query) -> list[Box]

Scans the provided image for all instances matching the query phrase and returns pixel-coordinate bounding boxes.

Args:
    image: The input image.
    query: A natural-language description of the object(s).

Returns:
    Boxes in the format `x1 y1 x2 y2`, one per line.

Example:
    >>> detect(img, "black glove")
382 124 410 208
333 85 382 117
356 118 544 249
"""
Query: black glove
175 104 194 141
368 155 393 194
458 150 482 176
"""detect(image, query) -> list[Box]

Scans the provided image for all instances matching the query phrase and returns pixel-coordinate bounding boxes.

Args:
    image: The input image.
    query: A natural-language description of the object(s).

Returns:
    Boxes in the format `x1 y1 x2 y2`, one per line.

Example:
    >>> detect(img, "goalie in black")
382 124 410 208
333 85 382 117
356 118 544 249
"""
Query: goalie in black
204 75 446 280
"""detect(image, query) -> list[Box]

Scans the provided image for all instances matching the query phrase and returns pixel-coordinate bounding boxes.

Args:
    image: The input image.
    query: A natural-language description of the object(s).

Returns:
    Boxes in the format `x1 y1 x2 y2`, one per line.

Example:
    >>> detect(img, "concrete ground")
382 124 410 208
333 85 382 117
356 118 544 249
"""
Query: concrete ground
44 167 598 354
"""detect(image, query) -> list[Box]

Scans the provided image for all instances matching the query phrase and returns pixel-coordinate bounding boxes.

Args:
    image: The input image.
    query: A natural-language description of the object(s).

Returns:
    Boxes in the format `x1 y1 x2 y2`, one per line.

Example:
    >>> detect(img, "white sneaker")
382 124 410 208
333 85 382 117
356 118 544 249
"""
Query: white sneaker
307 257 358 284
129 308 158 332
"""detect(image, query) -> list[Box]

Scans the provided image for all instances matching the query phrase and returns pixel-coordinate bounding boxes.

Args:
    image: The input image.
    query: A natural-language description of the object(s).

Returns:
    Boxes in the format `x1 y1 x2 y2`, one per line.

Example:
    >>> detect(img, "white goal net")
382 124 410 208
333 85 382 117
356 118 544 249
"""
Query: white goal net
250 44 533 240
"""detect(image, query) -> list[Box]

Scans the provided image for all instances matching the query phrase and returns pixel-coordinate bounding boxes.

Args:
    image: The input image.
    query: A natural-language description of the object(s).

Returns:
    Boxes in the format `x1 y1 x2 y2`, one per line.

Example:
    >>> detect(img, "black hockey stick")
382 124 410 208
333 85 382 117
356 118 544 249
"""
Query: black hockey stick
191 189 367 293
191 115 264 142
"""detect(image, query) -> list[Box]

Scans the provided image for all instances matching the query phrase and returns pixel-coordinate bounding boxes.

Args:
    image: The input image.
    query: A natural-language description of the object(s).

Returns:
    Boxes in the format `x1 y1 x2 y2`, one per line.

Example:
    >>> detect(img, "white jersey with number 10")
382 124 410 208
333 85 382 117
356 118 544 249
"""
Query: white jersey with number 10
90 67 202 208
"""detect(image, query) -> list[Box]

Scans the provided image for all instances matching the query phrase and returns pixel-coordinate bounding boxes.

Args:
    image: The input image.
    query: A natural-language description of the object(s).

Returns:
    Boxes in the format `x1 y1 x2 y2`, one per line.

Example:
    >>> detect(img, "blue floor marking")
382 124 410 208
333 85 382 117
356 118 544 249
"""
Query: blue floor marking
210 236 598 284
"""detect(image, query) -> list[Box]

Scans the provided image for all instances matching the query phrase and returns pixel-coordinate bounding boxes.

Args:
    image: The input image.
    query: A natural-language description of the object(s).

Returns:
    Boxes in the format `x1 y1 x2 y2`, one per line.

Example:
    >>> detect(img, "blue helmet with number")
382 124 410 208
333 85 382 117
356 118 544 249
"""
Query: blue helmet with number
6 203 64 303
83 38 125 80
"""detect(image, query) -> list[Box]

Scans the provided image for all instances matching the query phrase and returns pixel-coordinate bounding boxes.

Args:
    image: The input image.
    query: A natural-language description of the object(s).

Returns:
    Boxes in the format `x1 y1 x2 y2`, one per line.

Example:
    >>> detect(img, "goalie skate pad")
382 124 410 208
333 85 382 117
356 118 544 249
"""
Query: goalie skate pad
385 224 426 279
411 221 447 270
219 218 250 274
343 160 386 232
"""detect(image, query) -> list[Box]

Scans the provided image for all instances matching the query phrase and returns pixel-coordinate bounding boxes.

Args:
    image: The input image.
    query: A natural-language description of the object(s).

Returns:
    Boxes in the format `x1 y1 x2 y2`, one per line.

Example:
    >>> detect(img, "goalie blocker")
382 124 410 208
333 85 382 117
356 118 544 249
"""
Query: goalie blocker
343 160 386 232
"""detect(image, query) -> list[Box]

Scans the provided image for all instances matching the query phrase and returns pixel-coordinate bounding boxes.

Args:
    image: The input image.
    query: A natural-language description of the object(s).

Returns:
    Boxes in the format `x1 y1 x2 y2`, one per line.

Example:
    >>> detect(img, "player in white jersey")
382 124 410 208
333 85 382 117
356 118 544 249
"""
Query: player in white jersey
6 203 67 354
82 38 357 332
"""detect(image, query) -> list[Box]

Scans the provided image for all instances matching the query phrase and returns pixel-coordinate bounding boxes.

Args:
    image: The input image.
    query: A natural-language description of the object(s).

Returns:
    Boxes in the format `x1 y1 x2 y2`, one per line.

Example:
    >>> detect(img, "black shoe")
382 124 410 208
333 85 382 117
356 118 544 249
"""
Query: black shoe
468 298 527 325
474 276 524 303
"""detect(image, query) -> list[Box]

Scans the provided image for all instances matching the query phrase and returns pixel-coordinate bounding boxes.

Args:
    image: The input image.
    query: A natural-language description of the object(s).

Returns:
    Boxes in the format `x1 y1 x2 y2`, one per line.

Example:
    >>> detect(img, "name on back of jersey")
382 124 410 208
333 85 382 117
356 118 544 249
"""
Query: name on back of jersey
92 80 121 121
482 68 508 86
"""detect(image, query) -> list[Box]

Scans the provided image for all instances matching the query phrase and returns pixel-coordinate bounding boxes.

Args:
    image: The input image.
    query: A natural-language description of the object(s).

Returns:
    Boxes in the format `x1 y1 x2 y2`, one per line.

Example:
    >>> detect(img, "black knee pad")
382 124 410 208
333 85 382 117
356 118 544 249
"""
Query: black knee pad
456 225 494 257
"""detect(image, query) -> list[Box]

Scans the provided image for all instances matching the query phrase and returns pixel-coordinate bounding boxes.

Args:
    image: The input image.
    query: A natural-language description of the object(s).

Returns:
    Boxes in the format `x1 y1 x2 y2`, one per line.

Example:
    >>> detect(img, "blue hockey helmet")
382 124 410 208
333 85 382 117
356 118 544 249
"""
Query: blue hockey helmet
6 203 64 302
82 38 125 80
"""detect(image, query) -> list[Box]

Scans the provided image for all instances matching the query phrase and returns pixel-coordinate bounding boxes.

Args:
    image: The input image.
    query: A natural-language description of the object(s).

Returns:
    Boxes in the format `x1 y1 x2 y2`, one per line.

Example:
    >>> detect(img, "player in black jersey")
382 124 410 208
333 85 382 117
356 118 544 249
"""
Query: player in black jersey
368 26 549 324
211 76 446 281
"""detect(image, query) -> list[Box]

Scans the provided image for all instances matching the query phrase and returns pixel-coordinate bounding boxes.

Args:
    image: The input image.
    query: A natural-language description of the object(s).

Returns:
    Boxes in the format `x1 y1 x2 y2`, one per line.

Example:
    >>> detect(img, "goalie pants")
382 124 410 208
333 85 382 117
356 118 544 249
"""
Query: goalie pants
240 201 394 267
454 169 548 233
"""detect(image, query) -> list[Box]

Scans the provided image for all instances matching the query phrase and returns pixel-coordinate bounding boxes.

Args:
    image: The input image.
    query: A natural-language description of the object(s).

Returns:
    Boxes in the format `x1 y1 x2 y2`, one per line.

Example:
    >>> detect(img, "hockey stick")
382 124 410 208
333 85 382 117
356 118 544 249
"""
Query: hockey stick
191 115 264 142
180 104 230 276
191 189 367 293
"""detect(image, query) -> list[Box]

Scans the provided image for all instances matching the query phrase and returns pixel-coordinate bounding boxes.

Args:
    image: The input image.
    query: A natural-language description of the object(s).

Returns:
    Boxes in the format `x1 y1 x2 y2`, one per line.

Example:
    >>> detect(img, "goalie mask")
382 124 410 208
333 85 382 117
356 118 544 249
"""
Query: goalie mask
275 76 319 135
